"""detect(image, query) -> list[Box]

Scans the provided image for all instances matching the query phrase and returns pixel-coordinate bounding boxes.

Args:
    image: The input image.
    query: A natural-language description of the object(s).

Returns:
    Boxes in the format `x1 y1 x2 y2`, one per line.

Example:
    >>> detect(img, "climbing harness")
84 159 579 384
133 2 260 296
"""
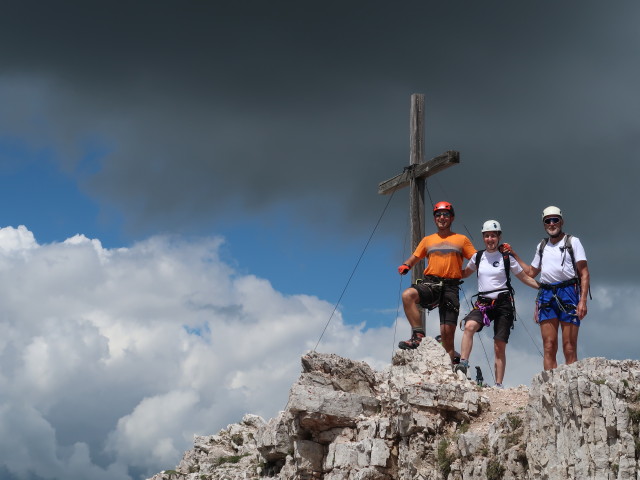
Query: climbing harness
535 234 590 324
414 277 444 311
537 234 591 300
465 292 513 329
536 278 580 321
466 249 516 329
474 296 497 327
414 276 463 313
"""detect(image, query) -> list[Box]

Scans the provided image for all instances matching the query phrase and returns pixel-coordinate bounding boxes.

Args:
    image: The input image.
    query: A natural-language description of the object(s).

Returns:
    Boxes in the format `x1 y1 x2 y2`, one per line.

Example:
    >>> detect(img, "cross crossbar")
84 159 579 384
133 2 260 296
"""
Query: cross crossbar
377 150 459 195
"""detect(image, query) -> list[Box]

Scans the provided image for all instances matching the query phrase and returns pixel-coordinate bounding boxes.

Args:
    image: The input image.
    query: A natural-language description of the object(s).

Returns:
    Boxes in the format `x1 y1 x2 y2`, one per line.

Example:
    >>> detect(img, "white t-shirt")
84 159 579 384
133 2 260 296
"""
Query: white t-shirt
531 235 587 284
468 250 523 299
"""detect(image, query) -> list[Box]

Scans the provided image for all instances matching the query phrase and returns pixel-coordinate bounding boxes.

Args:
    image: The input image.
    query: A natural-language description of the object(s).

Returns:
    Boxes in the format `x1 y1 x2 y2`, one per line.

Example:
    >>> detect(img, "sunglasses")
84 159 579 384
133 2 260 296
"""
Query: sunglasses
544 217 561 225
434 212 451 218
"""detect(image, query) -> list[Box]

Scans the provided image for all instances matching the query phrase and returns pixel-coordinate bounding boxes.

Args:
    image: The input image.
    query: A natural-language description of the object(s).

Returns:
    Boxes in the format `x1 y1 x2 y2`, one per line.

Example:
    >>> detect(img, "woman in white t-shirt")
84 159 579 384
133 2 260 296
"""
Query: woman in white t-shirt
456 220 539 387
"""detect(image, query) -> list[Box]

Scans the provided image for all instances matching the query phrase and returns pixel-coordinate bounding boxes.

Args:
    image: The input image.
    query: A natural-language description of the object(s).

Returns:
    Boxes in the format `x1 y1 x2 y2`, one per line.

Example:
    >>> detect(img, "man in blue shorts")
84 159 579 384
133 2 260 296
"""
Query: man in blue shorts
509 206 590 370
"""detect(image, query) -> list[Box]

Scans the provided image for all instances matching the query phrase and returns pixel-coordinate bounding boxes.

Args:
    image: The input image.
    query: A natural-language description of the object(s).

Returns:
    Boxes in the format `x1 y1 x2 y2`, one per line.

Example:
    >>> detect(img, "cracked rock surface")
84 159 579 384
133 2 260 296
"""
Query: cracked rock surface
148 340 640 480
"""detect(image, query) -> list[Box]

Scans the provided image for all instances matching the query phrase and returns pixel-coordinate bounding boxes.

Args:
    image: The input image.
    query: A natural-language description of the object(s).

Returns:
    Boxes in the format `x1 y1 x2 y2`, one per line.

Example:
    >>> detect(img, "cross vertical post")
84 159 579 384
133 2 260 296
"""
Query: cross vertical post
408 94 426 287
378 94 460 328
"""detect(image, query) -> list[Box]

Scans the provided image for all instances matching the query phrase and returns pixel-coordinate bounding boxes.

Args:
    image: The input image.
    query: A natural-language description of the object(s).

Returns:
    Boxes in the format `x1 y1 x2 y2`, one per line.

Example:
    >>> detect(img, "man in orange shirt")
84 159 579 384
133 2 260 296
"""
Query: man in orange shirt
397 201 476 361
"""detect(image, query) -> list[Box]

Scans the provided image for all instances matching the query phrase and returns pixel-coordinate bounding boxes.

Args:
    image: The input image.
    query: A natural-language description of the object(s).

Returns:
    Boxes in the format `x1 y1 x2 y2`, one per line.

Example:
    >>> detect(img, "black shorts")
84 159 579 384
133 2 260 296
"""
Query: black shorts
411 276 461 326
462 295 514 343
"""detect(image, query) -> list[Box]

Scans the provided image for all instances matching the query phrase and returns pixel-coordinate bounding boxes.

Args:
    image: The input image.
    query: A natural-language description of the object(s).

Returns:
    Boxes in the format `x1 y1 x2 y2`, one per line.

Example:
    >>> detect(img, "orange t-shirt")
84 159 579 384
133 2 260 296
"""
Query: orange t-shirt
413 232 476 279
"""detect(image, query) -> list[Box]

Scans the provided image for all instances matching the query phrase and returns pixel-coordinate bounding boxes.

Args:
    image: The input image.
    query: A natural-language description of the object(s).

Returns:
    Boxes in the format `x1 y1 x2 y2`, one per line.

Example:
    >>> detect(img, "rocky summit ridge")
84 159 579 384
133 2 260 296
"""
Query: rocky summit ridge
148 338 640 479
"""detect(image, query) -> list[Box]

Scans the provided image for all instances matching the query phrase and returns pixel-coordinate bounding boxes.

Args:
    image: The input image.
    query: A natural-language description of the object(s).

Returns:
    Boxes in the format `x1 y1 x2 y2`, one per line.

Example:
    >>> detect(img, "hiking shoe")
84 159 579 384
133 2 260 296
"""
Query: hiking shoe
398 332 425 350
454 363 468 376
494 383 504 389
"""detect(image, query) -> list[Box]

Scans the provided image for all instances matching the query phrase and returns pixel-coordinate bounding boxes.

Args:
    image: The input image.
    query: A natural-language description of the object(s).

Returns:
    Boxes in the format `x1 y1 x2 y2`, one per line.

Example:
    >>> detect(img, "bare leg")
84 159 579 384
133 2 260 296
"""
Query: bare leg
540 318 560 370
494 339 507 384
440 323 458 361
460 321 481 361
560 321 579 365
401 288 423 329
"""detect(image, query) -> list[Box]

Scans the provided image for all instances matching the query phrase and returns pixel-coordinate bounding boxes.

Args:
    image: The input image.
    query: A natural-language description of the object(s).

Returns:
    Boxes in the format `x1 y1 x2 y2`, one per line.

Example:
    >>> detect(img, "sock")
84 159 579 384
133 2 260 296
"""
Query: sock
411 328 425 336
459 359 469 367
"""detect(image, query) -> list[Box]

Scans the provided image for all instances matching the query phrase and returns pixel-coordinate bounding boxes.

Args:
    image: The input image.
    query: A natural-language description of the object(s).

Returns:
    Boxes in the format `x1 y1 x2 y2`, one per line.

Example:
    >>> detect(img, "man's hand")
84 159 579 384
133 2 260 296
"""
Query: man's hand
577 300 588 320
398 264 410 275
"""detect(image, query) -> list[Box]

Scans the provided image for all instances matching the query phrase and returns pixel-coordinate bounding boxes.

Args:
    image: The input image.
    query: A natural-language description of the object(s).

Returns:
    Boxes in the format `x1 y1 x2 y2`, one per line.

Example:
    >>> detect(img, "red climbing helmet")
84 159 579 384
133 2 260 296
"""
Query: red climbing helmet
433 201 455 216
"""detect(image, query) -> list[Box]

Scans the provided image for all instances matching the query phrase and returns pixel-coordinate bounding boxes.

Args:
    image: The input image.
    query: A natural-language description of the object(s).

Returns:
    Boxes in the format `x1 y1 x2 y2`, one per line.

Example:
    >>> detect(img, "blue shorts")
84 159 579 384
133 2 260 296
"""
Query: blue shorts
535 282 580 326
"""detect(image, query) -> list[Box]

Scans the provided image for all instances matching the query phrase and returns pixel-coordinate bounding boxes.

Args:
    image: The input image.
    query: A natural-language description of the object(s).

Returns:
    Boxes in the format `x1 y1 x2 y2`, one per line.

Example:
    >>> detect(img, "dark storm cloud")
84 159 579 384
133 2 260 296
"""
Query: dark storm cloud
0 1 638 279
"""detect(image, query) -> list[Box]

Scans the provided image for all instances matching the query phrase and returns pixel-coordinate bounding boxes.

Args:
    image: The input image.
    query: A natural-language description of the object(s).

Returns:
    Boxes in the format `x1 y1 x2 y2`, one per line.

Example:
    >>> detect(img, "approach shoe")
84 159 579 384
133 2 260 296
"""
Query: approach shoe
454 362 468 376
398 332 425 350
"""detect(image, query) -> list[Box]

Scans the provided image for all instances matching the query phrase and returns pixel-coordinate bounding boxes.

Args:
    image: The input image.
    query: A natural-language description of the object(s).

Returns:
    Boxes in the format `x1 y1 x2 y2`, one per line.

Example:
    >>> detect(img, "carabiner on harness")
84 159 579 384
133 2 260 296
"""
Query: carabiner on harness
550 293 578 317
537 283 579 318
415 278 444 311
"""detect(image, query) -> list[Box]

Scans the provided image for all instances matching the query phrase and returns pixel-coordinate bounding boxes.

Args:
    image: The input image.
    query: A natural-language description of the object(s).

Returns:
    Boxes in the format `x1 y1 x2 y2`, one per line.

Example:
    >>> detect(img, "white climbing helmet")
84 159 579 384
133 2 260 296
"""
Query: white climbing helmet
542 206 563 220
481 220 502 233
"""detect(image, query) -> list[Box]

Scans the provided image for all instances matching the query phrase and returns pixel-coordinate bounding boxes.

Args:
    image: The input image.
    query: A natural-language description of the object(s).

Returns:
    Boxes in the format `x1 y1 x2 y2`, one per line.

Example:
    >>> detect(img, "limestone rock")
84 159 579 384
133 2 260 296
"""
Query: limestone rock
147 341 640 480
526 357 640 480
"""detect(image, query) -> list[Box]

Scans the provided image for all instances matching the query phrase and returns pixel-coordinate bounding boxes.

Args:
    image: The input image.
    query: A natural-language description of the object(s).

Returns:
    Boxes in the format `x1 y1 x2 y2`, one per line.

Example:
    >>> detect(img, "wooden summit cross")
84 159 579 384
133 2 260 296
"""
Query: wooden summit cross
378 94 459 325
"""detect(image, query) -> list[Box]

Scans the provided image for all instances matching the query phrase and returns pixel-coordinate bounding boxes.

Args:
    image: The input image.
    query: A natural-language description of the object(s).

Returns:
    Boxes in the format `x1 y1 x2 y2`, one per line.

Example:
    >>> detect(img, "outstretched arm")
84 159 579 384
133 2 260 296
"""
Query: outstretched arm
462 262 476 278
515 270 540 289
504 246 540 278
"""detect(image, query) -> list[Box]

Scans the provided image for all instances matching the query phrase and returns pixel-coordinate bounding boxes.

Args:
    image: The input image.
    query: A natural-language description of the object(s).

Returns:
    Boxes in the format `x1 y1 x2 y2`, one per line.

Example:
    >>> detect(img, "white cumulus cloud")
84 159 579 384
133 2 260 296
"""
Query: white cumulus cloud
0 225 396 479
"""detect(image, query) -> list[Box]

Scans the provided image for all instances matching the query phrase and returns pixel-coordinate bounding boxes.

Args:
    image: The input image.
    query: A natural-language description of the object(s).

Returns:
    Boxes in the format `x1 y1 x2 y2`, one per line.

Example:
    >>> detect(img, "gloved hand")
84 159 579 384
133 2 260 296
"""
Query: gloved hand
398 264 410 275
